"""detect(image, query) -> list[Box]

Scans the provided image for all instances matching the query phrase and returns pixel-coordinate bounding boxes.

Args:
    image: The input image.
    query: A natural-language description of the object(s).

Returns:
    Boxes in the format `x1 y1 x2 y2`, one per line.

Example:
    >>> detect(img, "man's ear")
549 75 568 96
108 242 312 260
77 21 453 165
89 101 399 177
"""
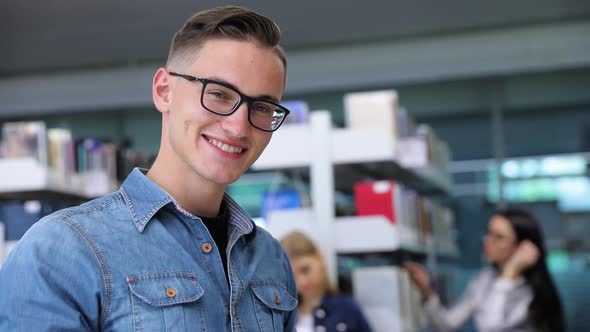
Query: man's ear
153 68 172 114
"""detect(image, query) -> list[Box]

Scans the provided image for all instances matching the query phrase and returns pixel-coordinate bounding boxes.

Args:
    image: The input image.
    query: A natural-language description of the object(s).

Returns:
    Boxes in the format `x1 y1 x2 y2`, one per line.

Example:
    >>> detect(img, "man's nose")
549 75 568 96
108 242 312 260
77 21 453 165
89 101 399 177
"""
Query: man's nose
220 102 250 137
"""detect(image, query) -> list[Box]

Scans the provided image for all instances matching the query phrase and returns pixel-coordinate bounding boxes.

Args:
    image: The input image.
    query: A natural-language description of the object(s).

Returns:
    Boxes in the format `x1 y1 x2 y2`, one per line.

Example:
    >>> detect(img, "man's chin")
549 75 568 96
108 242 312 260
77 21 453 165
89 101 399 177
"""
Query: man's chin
222 167 252 185
210 172 243 186
197 163 248 186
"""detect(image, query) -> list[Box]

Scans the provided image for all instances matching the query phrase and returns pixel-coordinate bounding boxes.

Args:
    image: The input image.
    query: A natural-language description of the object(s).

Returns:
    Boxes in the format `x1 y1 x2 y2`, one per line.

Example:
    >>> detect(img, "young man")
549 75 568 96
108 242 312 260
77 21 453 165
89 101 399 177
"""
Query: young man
0 6 297 331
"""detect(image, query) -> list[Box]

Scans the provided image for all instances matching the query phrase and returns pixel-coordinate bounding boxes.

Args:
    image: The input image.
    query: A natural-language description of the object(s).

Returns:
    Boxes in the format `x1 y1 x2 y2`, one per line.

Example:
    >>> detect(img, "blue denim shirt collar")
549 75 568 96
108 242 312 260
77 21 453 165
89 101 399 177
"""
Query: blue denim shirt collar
120 168 254 235
120 168 174 232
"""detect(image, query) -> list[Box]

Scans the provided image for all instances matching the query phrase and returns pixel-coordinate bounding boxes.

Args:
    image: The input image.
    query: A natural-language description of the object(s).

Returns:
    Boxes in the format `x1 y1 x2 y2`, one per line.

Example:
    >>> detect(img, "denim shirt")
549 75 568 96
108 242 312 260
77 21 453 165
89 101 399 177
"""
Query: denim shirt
0 168 298 331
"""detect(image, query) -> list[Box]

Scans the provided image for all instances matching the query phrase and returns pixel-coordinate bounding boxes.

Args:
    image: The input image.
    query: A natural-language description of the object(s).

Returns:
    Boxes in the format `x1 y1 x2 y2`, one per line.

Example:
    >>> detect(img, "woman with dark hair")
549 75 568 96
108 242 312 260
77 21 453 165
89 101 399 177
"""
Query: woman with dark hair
405 208 565 332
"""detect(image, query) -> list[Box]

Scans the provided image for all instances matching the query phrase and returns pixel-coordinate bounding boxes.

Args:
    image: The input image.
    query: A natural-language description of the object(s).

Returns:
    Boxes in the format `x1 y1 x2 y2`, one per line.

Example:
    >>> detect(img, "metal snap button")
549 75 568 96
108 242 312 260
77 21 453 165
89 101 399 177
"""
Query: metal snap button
166 288 177 298
202 242 213 253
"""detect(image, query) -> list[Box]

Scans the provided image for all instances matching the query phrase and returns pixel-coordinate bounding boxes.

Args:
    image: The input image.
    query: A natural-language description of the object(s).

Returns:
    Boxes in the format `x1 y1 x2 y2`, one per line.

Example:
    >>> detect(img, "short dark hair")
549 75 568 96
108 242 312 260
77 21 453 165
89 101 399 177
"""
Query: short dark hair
167 6 286 71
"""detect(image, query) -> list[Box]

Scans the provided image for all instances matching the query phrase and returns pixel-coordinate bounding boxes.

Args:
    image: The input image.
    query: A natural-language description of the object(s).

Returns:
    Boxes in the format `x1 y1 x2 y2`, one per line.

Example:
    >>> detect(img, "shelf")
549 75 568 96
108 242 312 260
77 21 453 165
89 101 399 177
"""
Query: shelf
254 125 394 169
0 158 117 202
334 216 424 254
333 162 450 195
260 112 458 283
266 209 455 257
253 123 450 194
335 216 458 257
410 165 451 195
254 125 313 169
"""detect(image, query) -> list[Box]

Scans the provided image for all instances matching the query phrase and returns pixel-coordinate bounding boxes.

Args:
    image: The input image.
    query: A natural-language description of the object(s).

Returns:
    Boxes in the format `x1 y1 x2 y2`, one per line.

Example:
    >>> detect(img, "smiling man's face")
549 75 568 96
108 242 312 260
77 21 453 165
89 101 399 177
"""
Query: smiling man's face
155 38 285 186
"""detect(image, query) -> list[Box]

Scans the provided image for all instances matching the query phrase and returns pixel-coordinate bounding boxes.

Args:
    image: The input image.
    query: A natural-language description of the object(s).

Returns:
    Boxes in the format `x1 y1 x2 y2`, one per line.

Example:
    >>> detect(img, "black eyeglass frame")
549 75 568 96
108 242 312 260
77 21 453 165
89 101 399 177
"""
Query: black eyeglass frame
168 71 290 132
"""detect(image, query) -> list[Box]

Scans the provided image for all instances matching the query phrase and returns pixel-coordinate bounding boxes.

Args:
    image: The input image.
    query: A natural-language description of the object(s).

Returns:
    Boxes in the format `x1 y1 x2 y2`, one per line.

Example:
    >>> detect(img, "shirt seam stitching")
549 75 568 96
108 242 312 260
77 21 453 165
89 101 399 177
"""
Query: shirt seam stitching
53 217 112 328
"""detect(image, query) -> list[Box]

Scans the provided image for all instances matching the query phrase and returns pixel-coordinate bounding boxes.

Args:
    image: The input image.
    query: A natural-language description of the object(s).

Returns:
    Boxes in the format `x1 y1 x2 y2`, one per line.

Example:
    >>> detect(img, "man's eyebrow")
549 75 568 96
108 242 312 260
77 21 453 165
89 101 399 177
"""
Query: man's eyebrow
255 94 281 103
208 76 280 103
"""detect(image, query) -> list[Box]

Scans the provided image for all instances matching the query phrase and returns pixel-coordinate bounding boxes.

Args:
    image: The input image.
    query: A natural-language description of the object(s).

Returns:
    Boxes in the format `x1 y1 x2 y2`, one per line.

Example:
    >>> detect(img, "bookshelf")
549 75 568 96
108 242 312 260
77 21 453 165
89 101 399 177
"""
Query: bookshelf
0 158 118 202
259 110 456 332
257 111 457 286
0 157 118 266
254 124 451 194
267 211 458 257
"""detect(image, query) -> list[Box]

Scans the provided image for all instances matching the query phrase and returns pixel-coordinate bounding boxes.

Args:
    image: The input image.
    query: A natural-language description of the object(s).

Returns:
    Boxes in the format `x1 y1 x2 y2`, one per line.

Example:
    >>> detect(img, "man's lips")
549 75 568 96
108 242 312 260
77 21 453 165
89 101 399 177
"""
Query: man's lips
203 135 247 154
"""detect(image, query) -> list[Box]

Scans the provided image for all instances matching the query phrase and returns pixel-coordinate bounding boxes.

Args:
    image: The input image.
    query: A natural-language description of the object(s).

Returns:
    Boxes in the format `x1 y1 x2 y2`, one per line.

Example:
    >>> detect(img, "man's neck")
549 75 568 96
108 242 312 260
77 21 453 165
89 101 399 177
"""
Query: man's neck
146 156 225 217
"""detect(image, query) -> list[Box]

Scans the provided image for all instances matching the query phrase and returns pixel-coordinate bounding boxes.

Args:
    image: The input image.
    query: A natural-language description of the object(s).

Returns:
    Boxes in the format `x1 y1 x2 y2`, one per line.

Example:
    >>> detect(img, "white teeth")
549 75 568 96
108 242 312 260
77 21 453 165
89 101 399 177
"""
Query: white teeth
207 138 244 154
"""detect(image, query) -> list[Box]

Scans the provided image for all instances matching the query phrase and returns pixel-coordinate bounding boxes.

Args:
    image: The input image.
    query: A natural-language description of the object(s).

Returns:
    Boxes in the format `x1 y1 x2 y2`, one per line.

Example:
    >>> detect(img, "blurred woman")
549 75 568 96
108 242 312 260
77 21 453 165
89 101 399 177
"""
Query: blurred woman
405 208 564 332
280 231 372 332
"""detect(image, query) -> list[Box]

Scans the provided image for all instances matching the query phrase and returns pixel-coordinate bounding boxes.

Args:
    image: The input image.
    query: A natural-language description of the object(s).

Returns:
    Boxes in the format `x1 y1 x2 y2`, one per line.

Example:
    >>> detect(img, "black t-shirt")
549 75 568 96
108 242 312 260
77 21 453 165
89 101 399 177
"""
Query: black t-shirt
198 204 229 285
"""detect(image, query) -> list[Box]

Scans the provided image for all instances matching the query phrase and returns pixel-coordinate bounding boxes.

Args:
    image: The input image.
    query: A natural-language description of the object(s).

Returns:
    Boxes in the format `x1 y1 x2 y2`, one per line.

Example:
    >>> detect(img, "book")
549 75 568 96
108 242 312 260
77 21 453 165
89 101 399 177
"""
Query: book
344 90 400 143
354 180 402 224
281 100 310 125
48 128 75 177
2 121 47 165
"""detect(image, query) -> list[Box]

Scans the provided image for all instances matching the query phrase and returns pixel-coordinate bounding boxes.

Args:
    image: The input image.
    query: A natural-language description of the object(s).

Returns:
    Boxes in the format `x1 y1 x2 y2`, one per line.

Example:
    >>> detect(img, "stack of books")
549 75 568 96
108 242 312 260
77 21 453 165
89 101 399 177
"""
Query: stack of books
353 180 456 248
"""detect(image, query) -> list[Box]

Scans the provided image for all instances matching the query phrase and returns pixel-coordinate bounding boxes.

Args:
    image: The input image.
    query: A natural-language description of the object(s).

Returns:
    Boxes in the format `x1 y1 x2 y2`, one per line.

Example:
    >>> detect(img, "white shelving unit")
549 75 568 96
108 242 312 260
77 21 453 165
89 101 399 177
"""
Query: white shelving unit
255 111 456 285
0 157 118 201
267 210 458 257
260 111 457 332
353 266 429 332
269 212 418 253
255 118 451 193
0 158 119 265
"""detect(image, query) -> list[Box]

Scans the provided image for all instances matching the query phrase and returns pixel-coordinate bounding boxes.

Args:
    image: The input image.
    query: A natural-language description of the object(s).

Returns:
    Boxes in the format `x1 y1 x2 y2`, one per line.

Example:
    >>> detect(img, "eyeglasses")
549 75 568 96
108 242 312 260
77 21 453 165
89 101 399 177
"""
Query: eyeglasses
484 232 515 244
168 71 290 132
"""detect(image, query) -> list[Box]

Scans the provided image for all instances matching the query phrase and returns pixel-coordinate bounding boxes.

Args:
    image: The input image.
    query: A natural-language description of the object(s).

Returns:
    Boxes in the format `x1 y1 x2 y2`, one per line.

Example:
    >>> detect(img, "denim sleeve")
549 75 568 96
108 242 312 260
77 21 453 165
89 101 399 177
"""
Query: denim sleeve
280 249 298 332
0 217 104 331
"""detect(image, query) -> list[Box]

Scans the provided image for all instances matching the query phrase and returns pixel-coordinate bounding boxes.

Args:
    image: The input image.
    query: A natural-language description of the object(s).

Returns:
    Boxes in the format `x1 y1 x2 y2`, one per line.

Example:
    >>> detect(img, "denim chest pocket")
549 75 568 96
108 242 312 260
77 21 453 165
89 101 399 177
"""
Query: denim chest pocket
127 272 206 332
251 281 297 332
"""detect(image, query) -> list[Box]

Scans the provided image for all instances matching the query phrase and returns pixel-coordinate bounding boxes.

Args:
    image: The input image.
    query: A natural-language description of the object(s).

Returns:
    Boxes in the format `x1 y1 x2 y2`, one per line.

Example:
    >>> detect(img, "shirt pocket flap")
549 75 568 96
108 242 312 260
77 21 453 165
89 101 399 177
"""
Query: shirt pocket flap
251 281 297 311
127 272 204 307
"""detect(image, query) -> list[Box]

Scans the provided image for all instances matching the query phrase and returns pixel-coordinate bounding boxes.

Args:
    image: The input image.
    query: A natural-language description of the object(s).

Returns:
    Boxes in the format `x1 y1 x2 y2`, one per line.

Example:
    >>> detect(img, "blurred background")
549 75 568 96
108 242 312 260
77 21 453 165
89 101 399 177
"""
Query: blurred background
1 1 589 331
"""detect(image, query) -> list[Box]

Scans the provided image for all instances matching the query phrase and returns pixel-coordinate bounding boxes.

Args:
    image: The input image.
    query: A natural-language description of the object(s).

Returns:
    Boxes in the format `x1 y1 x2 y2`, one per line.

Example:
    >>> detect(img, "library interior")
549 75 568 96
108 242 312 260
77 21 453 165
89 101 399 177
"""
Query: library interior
0 0 590 332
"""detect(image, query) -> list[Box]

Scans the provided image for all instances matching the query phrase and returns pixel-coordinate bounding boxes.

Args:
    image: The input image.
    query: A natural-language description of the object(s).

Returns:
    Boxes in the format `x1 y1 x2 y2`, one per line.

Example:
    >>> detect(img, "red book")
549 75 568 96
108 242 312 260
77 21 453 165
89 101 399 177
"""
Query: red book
354 180 400 223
